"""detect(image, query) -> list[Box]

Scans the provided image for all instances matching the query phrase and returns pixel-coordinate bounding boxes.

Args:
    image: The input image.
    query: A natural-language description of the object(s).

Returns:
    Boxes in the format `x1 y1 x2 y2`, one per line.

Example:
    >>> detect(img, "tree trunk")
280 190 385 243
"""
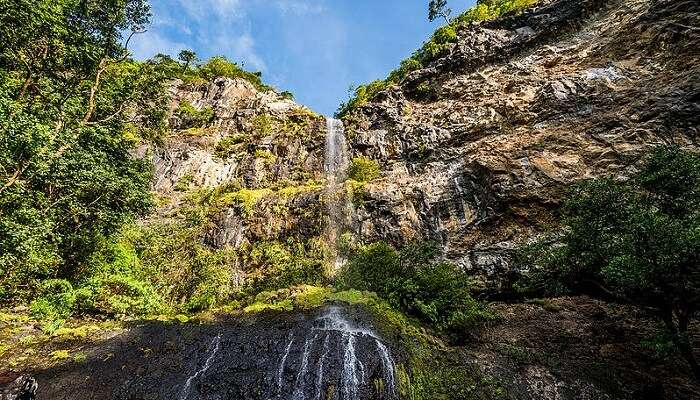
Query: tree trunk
662 310 700 381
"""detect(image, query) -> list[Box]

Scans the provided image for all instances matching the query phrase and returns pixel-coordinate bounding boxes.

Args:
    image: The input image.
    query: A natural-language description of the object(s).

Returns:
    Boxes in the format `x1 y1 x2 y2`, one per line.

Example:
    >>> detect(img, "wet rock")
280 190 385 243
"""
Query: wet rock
0 374 37 400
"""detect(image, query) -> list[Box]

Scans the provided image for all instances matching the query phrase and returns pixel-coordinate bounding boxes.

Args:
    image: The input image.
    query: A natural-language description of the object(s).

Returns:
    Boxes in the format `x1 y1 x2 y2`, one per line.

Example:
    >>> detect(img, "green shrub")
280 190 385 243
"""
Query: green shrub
516 146 700 379
348 157 381 182
214 135 247 158
339 241 494 334
198 56 273 92
29 280 76 320
244 239 330 294
175 101 215 129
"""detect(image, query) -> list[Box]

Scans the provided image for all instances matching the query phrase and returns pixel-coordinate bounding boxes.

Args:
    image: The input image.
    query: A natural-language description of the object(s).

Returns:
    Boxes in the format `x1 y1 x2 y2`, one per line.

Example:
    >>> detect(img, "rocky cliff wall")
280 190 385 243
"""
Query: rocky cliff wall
139 77 329 250
342 0 699 293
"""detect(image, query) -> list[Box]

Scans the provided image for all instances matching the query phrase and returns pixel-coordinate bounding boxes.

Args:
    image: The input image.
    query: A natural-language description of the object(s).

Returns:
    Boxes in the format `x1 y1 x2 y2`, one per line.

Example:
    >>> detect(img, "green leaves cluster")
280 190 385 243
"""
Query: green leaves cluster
340 241 494 334
0 0 172 304
347 156 381 183
517 146 700 378
147 53 274 93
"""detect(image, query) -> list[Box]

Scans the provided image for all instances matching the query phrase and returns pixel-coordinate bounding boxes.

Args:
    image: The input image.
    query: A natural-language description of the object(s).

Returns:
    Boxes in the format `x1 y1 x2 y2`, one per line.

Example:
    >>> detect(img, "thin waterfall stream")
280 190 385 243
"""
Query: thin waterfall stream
324 117 350 272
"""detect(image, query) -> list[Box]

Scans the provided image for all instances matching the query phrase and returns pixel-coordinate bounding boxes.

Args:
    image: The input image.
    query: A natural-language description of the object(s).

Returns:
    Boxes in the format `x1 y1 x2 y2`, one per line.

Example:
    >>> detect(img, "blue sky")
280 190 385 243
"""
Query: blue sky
130 0 476 116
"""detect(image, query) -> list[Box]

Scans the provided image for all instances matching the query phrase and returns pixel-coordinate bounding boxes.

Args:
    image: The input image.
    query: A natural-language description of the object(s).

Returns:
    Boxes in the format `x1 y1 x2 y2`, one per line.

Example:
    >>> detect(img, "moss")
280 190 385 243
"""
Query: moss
226 188 273 217
50 349 71 361
50 325 101 341
254 149 277 162
243 299 294 313
73 352 87 363
214 134 247 158
174 174 194 192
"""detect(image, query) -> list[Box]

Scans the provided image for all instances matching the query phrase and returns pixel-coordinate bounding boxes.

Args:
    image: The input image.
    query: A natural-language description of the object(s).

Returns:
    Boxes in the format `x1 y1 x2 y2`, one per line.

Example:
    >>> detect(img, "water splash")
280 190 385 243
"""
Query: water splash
277 332 295 391
179 333 221 400
342 334 360 400
376 341 396 396
316 307 397 399
275 307 397 399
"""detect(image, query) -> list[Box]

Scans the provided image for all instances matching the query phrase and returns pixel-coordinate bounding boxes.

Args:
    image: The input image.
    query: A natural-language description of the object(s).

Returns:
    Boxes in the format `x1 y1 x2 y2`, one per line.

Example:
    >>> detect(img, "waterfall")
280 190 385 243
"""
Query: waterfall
324 118 350 272
292 333 318 399
314 334 331 400
277 332 295 391
324 118 349 183
179 333 221 400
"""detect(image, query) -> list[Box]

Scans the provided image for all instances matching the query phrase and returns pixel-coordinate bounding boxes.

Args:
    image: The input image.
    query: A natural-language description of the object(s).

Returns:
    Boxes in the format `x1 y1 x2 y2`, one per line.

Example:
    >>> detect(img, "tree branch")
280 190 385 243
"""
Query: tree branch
0 163 28 195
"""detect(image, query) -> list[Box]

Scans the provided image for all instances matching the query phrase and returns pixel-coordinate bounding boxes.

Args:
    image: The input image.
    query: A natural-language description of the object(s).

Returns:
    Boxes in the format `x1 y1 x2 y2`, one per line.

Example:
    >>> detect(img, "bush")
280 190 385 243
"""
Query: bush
347 157 381 182
516 146 700 379
29 280 76 320
175 100 215 129
340 241 494 334
198 56 272 92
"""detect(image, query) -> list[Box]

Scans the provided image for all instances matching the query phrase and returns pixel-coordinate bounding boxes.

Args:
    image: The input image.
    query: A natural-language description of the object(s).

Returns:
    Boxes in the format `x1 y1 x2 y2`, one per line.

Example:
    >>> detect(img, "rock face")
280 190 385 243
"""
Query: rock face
141 77 330 251
342 0 699 292
30 305 400 400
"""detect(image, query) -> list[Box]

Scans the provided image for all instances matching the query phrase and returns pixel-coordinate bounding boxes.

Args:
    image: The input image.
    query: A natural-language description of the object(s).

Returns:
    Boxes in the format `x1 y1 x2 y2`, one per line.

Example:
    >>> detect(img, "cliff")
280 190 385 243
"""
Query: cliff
342 0 699 293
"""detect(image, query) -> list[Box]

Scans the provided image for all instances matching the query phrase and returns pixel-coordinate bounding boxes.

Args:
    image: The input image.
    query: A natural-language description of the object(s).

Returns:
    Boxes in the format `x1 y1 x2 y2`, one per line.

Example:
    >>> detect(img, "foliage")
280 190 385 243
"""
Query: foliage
428 0 452 23
175 100 215 129
215 134 248 158
347 157 381 183
339 241 495 334
338 0 538 116
242 239 330 294
197 56 272 92
0 0 165 305
516 146 700 379
177 50 197 70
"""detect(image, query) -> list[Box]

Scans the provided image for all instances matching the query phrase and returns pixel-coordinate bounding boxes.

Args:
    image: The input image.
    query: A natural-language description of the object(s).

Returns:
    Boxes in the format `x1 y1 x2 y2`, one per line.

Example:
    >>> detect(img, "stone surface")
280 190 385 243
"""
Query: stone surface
342 0 700 292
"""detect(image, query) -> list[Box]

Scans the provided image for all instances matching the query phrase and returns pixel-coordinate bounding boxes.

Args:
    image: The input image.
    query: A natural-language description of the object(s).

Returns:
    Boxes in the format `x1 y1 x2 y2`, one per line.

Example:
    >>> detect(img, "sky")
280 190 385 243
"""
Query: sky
130 0 476 116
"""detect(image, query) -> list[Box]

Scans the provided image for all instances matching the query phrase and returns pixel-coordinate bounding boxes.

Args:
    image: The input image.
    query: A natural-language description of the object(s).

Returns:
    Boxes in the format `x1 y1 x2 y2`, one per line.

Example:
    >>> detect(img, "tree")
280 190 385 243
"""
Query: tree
177 49 198 72
0 0 167 303
517 147 700 379
428 0 452 23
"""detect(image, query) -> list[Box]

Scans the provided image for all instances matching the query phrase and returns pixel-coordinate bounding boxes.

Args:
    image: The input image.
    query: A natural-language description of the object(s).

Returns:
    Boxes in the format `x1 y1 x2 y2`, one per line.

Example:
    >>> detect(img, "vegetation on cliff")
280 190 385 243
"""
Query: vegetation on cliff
516 146 700 378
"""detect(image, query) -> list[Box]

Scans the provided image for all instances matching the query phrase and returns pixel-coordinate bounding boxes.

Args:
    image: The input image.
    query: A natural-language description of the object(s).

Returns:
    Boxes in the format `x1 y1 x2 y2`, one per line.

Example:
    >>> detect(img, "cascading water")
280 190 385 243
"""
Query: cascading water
278 306 398 400
324 118 351 271
178 333 221 400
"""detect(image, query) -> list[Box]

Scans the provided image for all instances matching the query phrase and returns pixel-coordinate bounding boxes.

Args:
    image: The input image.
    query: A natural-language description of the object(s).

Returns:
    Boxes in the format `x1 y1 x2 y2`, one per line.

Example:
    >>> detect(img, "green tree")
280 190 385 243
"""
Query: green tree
517 147 700 379
0 0 167 303
428 0 452 23
177 49 198 72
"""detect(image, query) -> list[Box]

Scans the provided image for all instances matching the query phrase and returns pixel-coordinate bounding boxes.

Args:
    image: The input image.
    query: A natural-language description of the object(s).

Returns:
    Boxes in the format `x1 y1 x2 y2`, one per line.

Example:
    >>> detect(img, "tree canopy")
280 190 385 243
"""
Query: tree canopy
0 0 169 303
517 147 700 379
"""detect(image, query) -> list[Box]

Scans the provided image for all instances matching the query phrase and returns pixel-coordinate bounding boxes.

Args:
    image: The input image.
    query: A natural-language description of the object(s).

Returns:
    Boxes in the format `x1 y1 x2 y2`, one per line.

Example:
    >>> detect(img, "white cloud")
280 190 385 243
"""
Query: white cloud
209 32 266 71
273 0 325 15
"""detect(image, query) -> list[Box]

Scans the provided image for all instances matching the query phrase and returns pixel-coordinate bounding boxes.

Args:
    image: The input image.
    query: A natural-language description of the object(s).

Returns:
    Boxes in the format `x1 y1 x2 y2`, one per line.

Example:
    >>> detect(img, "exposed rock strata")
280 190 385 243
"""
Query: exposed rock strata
342 0 700 292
